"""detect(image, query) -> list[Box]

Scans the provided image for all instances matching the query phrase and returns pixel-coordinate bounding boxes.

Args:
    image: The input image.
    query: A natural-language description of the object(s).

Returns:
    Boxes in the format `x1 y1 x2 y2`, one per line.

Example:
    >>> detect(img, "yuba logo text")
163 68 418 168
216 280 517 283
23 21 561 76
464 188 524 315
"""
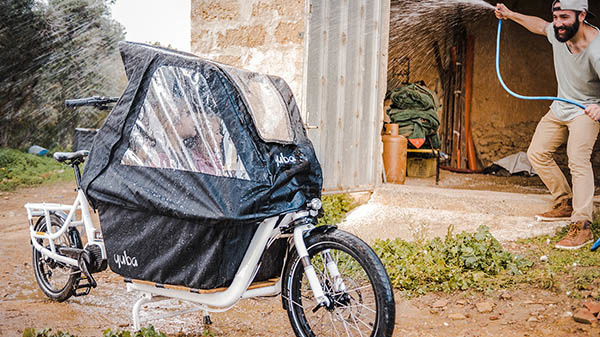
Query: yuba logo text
114 250 138 268
275 153 297 166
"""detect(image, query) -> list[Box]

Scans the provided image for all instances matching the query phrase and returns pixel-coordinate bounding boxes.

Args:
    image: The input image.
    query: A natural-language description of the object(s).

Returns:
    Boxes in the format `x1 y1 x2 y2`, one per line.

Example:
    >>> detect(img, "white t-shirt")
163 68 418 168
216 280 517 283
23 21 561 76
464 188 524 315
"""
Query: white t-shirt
546 23 600 121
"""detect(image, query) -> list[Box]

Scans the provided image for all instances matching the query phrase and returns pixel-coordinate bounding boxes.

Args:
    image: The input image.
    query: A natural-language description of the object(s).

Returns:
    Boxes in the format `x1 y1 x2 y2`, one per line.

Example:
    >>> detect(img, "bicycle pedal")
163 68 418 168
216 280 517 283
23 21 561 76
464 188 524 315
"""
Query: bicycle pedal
72 279 93 297
73 286 91 296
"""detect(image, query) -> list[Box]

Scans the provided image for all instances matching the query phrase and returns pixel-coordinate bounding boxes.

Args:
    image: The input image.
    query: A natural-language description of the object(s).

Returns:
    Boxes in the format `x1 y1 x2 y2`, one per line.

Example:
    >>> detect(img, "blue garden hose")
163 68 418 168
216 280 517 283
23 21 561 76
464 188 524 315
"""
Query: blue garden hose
592 239 600 251
496 19 586 110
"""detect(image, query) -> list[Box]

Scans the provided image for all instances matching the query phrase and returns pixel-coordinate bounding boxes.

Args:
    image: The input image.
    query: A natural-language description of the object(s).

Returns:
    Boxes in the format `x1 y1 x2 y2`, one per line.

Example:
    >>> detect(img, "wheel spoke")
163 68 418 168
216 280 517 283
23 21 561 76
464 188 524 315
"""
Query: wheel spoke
334 310 353 337
347 309 375 332
334 301 377 314
324 310 342 337
341 310 366 337
330 297 376 331
344 284 372 293
312 309 330 334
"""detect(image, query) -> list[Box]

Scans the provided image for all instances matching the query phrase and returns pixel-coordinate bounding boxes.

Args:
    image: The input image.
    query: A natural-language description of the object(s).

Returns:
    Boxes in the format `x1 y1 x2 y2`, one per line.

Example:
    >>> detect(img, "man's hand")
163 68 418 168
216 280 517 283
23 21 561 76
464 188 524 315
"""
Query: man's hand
495 3 513 20
585 104 600 121
495 3 548 36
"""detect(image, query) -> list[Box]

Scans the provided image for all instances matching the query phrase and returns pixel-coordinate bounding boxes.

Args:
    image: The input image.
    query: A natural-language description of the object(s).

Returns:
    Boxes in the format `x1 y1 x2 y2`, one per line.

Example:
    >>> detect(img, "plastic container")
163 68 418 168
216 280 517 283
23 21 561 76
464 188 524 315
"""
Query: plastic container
407 157 437 178
27 145 48 156
382 124 407 184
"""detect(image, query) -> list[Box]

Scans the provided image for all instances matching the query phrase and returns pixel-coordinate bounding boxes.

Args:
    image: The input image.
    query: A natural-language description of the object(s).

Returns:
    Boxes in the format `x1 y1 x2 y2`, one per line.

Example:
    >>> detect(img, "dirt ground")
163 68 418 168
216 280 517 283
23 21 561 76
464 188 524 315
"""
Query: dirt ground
1 172 599 336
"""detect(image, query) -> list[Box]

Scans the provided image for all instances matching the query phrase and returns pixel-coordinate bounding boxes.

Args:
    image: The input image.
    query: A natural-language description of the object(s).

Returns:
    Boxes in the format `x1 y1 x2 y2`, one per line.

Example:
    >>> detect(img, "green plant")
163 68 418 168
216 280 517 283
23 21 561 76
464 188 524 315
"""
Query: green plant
0 148 73 191
373 225 533 296
202 329 215 337
103 325 166 337
22 328 75 337
318 194 357 226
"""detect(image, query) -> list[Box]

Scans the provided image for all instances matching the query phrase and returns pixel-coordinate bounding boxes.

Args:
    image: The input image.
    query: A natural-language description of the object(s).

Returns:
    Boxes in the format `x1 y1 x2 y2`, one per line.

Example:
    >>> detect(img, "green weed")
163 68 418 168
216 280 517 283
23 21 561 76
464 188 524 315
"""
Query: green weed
102 325 167 337
202 329 215 337
22 328 75 337
22 325 168 337
0 148 73 191
373 225 533 296
318 194 358 226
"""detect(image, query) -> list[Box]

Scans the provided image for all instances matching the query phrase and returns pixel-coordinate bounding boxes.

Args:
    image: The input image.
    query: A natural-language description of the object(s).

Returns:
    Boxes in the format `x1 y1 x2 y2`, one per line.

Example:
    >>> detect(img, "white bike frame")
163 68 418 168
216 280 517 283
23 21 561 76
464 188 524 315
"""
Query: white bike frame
26 189 344 330
25 188 106 268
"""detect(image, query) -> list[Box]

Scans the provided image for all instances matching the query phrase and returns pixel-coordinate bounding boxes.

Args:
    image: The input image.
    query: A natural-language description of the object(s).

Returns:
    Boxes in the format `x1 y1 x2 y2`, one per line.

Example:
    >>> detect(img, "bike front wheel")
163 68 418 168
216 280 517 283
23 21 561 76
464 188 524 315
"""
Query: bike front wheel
282 229 395 337
32 214 81 302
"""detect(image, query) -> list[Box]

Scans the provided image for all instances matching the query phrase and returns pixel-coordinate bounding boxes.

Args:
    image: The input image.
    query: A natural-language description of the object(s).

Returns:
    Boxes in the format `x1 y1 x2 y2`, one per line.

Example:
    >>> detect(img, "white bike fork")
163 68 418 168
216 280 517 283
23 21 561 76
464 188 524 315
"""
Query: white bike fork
293 225 332 308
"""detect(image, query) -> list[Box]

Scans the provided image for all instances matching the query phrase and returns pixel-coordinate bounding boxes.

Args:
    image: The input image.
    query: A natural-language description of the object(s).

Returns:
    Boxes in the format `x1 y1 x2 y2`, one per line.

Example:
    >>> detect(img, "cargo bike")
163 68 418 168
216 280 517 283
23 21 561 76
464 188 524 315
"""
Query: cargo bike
25 42 395 336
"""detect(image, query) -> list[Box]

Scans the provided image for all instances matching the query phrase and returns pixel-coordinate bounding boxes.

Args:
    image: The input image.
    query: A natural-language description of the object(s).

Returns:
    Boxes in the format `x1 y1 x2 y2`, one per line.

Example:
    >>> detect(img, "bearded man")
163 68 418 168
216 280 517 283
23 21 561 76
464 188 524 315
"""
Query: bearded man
495 0 600 249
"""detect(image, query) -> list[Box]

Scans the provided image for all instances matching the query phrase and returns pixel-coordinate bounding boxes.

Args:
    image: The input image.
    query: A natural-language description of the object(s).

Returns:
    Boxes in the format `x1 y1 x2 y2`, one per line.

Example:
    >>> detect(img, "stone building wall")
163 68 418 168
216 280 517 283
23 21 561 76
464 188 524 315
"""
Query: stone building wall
190 0 305 107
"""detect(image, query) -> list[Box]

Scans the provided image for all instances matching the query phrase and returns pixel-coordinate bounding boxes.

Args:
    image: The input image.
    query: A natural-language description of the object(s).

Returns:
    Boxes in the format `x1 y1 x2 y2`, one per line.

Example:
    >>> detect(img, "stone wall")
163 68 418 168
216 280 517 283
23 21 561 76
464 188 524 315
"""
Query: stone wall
190 0 305 108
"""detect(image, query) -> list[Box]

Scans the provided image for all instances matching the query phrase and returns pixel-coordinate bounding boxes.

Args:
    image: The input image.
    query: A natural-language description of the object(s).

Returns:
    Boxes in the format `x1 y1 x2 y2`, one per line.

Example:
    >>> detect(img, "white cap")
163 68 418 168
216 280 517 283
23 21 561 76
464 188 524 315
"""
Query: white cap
553 0 596 19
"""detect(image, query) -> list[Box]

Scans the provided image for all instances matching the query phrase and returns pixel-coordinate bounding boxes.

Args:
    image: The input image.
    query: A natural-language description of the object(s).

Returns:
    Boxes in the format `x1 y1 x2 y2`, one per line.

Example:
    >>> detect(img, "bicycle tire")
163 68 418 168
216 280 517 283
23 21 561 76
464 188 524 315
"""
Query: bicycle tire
32 214 81 302
282 229 395 337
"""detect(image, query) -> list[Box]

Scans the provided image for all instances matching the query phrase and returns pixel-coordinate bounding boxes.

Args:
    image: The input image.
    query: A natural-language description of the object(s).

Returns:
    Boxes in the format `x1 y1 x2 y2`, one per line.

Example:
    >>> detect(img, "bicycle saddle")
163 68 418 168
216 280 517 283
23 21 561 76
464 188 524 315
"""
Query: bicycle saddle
53 150 89 163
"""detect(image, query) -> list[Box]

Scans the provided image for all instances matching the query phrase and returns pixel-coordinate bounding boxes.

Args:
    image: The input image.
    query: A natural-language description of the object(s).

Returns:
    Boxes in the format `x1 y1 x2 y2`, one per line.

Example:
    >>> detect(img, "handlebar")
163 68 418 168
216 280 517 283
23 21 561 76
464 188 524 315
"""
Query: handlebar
65 96 119 109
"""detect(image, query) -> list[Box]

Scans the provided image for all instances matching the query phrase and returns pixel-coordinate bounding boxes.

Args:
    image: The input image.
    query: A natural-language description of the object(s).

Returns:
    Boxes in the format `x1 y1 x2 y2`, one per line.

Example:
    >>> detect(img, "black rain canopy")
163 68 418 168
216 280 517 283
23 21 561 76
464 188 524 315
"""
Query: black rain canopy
82 42 323 225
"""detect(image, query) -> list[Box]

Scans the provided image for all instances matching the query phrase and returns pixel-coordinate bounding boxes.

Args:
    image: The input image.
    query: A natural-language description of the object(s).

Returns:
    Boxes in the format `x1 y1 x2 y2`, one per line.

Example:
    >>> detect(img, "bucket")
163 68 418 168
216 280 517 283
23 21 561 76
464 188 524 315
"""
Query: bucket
382 124 407 184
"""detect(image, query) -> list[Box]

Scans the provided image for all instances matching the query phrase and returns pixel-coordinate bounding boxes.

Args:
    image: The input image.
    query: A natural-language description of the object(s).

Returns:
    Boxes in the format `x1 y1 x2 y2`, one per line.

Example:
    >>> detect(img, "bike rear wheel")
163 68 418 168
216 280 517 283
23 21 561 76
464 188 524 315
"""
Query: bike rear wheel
282 229 395 337
32 214 81 302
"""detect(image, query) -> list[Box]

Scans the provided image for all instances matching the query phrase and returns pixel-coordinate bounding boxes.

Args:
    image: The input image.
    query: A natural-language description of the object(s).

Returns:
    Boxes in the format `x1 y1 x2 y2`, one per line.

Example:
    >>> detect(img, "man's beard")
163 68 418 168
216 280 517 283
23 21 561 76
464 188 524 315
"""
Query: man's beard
554 19 580 42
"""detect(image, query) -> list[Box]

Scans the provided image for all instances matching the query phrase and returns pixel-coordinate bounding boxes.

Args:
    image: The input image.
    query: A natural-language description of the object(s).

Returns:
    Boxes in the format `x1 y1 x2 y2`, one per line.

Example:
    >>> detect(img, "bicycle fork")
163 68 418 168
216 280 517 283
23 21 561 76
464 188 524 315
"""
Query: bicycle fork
293 225 347 310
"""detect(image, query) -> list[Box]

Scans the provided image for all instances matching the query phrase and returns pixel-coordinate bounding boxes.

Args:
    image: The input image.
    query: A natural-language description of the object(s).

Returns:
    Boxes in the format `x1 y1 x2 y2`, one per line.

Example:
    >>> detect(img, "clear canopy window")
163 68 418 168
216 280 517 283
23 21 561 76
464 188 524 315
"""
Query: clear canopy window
121 66 249 180
223 66 294 143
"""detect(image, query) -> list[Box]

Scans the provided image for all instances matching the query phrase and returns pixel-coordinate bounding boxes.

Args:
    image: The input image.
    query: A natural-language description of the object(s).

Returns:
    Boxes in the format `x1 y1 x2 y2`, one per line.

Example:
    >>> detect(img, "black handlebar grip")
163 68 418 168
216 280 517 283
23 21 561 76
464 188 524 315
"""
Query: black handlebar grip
65 96 119 108
65 97 95 107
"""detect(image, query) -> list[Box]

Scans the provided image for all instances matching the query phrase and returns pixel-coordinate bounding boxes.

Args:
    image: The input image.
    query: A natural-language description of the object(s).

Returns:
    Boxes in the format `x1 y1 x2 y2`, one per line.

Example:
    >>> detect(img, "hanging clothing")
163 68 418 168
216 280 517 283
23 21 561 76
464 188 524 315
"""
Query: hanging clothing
387 83 441 149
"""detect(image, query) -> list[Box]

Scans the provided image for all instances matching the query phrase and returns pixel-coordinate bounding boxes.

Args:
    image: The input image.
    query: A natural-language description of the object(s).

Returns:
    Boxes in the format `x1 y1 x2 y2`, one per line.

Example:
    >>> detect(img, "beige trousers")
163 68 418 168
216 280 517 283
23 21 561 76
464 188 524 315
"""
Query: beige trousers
527 110 599 222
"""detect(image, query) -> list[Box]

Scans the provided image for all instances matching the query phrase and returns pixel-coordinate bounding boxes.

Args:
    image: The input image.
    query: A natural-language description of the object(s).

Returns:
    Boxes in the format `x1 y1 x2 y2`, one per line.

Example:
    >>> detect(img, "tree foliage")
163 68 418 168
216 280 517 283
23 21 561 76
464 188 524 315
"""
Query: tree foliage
0 0 125 149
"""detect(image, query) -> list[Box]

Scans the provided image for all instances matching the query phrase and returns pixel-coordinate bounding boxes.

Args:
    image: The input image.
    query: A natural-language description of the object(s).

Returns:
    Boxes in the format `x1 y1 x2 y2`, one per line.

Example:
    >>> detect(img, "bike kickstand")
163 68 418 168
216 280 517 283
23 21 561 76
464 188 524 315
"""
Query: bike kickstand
203 310 212 325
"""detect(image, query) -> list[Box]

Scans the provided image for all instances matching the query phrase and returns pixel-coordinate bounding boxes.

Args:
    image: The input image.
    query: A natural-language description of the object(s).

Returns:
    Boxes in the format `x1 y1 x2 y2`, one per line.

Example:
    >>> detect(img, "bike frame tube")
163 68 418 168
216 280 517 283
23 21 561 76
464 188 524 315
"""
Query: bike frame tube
30 232 78 267
130 293 240 330
25 189 105 266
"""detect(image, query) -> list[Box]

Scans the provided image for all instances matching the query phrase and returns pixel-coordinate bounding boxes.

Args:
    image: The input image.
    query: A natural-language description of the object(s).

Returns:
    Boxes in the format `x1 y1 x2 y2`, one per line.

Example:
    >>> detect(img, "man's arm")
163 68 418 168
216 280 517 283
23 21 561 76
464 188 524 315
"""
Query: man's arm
495 3 549 36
